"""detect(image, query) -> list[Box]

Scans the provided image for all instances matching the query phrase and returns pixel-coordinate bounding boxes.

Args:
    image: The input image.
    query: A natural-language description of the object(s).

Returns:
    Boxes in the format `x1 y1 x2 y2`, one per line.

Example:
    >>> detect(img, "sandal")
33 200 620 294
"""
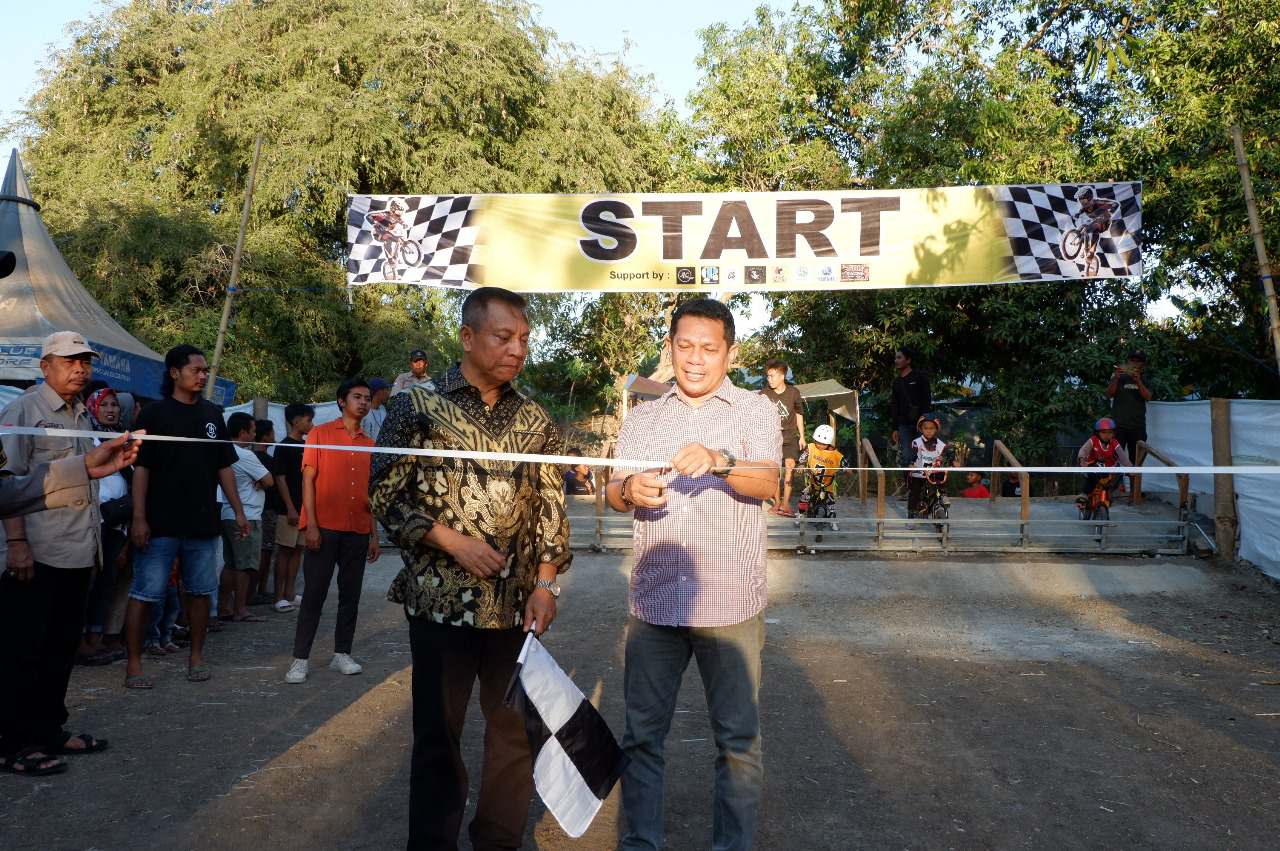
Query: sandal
76 650 116 667
161 642 181 653
144 644 168 657
231 613 265 623
124 674 155 690
46 732 109 756
272 600 296 613
1 746 67 777
187 665 212 683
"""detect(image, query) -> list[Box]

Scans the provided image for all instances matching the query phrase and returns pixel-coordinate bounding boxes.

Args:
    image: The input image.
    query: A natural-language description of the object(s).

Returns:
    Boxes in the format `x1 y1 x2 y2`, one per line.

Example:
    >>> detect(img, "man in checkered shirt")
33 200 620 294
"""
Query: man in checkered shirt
606 298 782 851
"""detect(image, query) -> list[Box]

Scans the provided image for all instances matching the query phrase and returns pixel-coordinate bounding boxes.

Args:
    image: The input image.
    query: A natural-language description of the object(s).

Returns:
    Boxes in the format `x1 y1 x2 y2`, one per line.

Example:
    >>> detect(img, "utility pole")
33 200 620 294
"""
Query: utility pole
206 133 263 401
1230 125 1280 378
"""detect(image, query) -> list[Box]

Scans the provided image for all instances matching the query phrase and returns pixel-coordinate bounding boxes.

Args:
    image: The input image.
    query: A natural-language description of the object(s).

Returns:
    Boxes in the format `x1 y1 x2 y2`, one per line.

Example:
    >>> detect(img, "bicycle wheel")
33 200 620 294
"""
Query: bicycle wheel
1061 229 1083 260
400 240 422 267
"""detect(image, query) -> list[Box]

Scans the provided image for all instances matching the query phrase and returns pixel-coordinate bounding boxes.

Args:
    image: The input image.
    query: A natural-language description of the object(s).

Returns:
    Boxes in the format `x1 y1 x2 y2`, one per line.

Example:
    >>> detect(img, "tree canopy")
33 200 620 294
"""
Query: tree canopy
8 0 1278 454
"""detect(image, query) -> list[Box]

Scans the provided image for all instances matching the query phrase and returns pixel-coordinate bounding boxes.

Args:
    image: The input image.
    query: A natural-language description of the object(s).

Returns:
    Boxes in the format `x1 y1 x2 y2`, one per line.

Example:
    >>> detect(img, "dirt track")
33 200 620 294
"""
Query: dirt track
2 551 1279 850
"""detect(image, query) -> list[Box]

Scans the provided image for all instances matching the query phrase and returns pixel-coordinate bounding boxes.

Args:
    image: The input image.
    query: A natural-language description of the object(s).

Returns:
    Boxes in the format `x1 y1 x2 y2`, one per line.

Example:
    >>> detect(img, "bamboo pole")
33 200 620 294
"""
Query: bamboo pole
1230 126 1280 377
1210 398 1237 561
207 134 263 401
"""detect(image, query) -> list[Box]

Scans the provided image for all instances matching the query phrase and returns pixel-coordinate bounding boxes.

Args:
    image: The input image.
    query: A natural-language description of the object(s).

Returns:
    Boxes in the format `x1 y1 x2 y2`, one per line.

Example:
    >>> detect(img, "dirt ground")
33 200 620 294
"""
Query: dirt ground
2 550 1279 851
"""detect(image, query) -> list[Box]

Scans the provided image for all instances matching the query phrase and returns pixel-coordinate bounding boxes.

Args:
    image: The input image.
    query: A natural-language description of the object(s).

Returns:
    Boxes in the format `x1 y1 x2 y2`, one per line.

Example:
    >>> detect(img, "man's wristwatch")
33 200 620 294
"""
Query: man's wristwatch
534 579 561 598
711 449 736 478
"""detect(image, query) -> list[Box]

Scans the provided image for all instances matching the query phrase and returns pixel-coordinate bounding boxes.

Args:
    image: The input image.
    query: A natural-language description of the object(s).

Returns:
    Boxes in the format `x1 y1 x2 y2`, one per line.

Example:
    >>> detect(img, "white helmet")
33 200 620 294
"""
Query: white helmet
813 424 835 445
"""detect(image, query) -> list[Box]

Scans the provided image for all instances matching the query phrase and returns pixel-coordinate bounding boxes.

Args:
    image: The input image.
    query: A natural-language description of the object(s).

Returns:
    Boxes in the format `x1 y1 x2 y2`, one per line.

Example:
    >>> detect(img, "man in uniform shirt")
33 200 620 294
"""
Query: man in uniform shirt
393 349 436 395
0 332 114 773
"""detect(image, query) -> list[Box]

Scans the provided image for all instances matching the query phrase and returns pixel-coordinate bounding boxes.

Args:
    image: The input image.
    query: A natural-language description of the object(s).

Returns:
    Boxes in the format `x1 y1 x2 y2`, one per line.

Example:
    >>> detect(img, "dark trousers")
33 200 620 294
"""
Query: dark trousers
86 526 127 633
0 562 93 755
1115 426 1146 465
291 529 368 659
407 618 532 851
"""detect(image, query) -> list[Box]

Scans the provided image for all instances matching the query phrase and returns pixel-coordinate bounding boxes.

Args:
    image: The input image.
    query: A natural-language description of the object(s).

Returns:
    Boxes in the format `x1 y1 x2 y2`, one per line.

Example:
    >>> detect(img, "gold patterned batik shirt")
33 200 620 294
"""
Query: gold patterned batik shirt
369 364 572 628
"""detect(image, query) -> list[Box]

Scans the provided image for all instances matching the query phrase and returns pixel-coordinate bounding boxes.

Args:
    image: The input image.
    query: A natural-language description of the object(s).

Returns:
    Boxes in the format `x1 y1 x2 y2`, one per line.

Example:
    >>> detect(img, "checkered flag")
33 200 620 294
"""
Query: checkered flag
346 194 481 286
504 632 627 838
995 183 1143 280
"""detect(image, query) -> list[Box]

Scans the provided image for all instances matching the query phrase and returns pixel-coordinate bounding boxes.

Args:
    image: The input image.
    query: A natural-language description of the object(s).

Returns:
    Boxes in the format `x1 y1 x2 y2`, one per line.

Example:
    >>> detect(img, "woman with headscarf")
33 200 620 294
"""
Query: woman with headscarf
77 389 134 665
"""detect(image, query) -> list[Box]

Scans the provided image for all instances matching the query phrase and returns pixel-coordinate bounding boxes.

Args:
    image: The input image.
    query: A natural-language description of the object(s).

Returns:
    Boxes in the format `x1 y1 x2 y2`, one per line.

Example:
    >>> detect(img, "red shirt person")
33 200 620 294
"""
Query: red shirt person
285 379 379 685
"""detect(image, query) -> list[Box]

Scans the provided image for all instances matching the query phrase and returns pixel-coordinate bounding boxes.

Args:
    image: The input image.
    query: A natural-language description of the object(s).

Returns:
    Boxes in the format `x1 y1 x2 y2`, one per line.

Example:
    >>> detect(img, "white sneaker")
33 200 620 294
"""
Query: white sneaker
292 594 303 606
285 658 309 684
330 653 363 675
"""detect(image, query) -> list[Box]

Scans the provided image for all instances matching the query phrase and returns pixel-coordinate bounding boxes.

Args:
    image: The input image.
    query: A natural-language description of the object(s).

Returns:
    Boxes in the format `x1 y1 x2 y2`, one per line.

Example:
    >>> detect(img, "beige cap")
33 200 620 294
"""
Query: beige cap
41 331 100 359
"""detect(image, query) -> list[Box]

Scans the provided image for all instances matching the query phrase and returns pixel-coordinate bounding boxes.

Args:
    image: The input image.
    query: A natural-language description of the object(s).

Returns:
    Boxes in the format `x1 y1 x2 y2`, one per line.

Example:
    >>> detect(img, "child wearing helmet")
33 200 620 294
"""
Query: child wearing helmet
797 423 844 519
907 413 953 517
1077 416 1132 501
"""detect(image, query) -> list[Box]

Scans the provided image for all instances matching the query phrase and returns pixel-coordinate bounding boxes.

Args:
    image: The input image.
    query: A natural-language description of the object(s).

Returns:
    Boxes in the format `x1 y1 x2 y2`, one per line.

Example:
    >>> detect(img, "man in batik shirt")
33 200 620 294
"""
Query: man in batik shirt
369 287 571 851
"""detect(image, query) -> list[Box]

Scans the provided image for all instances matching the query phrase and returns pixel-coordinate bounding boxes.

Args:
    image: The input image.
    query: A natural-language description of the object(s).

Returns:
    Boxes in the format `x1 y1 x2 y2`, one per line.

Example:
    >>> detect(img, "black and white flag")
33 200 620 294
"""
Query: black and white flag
504 632 627 838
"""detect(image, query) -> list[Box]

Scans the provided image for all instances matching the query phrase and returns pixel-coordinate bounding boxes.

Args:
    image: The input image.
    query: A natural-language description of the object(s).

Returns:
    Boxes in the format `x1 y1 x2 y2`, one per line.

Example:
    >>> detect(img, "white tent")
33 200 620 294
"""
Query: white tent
0 149 235 403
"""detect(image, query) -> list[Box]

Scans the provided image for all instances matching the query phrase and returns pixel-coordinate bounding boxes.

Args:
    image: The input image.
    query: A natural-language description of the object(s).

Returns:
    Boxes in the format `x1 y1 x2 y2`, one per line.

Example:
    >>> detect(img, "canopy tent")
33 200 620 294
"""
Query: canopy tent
0 150 235 404
794 379 859 423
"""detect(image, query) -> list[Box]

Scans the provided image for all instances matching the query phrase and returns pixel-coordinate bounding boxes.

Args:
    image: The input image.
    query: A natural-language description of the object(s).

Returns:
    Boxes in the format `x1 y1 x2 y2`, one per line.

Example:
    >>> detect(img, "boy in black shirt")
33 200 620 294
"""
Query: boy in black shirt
123 345 247 688
271 403 314 612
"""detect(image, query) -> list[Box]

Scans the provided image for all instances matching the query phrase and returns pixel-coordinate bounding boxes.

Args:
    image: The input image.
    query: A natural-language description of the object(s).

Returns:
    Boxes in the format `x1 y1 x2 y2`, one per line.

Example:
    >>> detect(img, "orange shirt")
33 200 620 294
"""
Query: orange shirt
300 418 374 534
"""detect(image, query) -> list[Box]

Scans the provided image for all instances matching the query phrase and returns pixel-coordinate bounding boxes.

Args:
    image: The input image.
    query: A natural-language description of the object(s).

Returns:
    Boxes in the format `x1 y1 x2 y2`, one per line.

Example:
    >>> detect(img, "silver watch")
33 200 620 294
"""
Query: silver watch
534 579 561 598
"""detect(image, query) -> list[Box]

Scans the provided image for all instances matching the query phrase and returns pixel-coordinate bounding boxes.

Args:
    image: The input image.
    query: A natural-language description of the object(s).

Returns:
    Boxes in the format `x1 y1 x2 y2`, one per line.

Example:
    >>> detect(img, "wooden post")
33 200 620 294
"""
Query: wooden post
207 133 263 400
1231 126 1280 377
854 389 865 503
1211 398 1237 561
252 396 268 420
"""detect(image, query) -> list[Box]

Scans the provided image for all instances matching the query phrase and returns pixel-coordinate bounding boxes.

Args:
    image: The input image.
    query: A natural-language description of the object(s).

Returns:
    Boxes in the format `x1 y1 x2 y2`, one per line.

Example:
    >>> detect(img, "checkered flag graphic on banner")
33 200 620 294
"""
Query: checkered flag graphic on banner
995 183 1143 281
346 195 481 286
504 633 627 838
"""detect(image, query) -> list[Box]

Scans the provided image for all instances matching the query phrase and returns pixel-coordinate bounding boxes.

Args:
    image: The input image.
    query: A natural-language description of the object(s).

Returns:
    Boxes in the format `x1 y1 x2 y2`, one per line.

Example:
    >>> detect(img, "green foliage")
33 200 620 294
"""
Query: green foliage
12 0 675 401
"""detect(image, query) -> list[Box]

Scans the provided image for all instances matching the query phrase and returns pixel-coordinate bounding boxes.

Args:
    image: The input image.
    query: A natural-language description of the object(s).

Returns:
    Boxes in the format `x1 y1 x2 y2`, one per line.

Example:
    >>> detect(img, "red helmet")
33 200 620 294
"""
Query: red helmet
916 412 942 431
1094 417 1117 432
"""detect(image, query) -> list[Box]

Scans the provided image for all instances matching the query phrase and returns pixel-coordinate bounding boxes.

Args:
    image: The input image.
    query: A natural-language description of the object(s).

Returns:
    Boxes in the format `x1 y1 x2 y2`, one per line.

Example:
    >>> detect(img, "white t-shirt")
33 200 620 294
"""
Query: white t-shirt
363 407 386 442
218 445 270 521
909 435 948 479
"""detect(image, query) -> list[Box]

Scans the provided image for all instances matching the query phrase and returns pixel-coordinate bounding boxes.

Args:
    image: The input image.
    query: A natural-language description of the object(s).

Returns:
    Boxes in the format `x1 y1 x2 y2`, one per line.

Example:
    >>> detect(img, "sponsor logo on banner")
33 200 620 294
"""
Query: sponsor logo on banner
796 266 810 282
745 266 766 284
676 267 695 285
771 266 786 283
724 268 738 284
818 265 836 282
700 266 720 285
840 263 870 282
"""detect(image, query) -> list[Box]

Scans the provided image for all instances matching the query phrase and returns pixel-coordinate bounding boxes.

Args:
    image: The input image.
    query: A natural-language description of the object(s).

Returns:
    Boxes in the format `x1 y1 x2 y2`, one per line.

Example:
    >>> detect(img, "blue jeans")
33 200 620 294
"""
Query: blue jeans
145 584 180 646
129 536 220 602
621 614 765 851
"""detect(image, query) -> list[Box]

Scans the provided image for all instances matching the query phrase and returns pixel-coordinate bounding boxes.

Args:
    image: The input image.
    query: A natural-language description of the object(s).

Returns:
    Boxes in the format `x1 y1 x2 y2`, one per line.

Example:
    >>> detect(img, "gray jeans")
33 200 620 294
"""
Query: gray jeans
620 613 765 851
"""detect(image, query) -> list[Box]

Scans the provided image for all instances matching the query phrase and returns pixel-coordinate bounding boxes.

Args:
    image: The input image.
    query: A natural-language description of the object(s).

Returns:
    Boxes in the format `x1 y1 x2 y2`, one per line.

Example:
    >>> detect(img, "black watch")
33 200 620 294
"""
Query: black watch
712 449 736 478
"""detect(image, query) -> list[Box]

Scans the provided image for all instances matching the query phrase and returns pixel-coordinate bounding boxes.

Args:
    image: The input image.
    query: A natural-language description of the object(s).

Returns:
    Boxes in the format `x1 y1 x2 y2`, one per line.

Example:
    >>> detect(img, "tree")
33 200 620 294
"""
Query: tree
11 0 677 399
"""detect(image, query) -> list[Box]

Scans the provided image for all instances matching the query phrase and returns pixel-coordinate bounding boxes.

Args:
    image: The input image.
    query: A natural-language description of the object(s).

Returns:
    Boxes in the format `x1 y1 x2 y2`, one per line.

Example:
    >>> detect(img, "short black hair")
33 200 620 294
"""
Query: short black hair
567 446 582 456
764 358 788 375
284 402 315 426
897 346 916 363
226 411 255 438
670 298 735 346
336 376 370 403
160 344 205 397
1126 349 1148 362
254 418 275 441
461 286 528 330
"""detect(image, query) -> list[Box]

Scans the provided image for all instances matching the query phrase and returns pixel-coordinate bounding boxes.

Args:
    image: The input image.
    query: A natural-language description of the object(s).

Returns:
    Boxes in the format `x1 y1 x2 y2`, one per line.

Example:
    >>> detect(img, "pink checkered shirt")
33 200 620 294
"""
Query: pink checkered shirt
614 378 782 627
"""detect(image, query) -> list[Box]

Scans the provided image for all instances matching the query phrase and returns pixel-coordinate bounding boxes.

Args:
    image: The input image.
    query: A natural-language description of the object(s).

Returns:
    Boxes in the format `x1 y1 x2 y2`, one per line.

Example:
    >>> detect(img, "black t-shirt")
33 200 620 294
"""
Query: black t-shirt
890 368 932 428
255 450 284 513
135 396 237 539
1110 371 1150 430
274 436 306 512
759 384 804 446
563 468 594 495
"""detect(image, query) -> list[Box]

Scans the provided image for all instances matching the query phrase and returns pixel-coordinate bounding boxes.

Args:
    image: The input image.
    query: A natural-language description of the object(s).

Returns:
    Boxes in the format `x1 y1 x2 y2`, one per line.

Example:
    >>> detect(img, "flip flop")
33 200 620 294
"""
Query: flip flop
47 732 109 756
231 614 266 623
187 665 211 683
1 746 67 777
272 600 296 613
124 674 155 690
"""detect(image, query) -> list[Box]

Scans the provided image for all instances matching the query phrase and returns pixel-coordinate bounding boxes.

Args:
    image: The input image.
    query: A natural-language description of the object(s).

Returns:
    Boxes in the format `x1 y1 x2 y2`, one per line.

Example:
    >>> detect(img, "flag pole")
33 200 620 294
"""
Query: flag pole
206 133 263 400
1230 125 1280 377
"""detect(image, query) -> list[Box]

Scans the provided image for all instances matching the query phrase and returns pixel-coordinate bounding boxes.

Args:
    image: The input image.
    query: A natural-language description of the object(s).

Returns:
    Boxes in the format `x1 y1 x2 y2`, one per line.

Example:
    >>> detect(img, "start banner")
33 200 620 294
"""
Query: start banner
346 183 1142 292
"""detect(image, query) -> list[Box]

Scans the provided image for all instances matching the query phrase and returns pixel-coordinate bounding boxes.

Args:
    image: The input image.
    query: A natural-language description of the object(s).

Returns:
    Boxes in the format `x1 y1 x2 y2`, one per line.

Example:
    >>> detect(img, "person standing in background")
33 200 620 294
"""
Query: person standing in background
253 419 282 604
284 379 379 684
758 359 804 517
0 331 110 774
1107 349 1154 492
363 378 391 442
271 403 314 613
216 413 272 623
889 347 931 498
393 350 435 395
